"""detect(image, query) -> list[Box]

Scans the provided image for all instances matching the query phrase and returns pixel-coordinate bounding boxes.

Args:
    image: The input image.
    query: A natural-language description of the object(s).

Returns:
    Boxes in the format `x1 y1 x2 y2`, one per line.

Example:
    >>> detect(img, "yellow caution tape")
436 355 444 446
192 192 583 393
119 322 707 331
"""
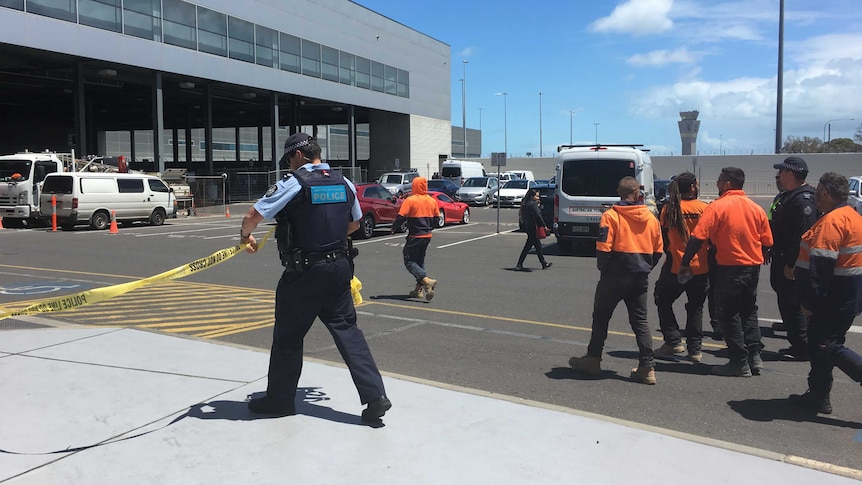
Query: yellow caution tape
0 227 275 321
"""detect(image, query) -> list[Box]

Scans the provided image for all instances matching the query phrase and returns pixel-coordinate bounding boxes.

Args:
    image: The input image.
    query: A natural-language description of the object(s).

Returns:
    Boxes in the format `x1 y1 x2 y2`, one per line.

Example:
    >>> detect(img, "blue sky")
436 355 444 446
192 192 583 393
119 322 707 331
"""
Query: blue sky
354 0 862 157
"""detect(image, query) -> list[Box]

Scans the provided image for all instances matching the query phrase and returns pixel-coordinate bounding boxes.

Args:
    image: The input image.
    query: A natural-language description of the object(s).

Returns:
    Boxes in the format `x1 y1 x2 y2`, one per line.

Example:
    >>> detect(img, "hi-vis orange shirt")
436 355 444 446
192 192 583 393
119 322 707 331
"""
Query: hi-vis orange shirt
660 199 710 275
597 203 663 275
396 177 438 238
691 189 773 266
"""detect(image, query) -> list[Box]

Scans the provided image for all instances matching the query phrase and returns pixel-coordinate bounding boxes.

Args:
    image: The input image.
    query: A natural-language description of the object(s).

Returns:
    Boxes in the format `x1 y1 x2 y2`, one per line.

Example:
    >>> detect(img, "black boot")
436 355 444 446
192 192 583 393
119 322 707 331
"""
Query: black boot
789 390 832 414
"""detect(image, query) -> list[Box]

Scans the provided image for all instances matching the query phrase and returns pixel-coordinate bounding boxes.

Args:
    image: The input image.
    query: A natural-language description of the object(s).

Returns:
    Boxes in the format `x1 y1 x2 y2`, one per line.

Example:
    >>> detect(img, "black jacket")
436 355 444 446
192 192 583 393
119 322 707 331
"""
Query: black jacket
770 184 819 266
521 199 546 231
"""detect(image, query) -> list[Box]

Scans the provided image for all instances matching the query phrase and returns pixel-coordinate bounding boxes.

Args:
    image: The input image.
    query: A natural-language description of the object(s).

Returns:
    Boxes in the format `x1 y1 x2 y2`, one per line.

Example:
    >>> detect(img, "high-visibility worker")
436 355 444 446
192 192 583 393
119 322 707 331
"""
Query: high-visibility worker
569 176 663 385
679 167 773 378
790 172 862 415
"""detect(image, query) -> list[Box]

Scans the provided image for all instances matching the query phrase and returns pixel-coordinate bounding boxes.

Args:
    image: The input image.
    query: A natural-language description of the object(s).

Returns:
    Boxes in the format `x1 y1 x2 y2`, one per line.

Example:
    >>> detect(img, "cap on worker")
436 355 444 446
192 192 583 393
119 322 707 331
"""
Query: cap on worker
773 156 808 174
279 132 316 167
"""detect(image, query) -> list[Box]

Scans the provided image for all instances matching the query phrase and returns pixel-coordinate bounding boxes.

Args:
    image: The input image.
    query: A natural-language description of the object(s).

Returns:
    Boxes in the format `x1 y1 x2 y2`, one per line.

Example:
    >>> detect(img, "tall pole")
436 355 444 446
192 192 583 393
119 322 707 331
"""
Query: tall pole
775 0 784 153
478 107 483 157
823 118 855 149
538 91 543 157
496 92 508 156
462 60 468 158
594 122 599 145
569 110 575 144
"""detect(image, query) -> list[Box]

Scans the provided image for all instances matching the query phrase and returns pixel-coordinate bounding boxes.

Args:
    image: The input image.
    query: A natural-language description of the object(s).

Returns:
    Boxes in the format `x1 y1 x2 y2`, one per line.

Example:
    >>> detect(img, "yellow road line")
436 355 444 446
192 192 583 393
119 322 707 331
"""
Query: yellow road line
196 319 273 338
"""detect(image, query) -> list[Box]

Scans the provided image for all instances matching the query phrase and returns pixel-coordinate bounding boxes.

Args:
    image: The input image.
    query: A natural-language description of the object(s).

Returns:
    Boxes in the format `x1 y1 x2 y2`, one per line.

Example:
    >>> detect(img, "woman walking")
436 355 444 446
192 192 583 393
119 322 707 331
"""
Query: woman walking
516 189 552 271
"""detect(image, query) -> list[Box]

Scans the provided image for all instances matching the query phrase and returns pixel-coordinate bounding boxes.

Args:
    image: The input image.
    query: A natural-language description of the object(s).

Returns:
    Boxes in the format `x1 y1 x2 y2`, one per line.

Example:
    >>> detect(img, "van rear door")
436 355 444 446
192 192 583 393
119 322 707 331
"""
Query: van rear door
556 158 636 239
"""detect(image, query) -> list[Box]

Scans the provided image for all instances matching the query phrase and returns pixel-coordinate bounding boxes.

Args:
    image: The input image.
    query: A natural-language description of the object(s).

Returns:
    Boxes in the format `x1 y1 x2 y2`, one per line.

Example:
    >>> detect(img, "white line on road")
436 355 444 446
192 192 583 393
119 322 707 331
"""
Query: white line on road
437 229 516 248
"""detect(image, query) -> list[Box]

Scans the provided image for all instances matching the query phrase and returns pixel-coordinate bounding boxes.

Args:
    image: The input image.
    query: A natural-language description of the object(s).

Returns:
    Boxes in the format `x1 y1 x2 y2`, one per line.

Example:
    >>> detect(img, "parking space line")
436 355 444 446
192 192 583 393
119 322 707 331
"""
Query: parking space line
437 229 515 249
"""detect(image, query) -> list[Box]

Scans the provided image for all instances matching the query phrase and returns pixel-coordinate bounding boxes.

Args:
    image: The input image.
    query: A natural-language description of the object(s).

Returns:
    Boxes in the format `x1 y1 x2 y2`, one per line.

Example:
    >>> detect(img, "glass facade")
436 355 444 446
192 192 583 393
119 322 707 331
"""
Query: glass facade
3 0 410 98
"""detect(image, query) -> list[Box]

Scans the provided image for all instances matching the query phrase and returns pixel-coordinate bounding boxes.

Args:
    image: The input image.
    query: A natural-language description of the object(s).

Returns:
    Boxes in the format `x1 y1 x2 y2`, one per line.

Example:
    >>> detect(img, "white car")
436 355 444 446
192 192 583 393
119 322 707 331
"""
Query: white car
493 179 537 207
849 176 862 215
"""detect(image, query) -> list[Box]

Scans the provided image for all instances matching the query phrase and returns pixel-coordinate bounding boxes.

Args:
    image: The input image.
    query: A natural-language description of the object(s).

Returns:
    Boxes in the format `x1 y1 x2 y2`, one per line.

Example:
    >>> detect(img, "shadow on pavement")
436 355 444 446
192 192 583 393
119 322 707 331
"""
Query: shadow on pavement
188 388 366 426
728 398 862 429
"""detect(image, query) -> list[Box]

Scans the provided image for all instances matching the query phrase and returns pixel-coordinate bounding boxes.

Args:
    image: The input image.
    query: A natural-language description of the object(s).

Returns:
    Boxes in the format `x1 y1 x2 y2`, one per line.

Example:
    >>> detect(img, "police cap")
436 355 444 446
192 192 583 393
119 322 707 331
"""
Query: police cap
773 156 808 174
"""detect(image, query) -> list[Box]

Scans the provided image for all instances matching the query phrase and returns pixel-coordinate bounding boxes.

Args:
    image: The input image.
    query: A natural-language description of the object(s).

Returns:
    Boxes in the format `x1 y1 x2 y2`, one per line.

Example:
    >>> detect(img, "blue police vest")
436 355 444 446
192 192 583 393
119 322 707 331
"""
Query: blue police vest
275 168 354 258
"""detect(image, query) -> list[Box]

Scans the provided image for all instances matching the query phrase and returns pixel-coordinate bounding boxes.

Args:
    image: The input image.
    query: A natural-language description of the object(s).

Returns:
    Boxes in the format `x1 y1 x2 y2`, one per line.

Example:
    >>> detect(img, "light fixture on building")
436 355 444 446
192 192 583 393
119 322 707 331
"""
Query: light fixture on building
98 69 117 77
179 82 195 89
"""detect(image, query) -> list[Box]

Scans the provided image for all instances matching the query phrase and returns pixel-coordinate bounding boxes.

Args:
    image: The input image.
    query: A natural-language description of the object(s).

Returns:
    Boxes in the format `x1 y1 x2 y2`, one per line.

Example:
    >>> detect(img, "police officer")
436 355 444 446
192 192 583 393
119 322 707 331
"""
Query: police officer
770 156 820 361
240 133 391 423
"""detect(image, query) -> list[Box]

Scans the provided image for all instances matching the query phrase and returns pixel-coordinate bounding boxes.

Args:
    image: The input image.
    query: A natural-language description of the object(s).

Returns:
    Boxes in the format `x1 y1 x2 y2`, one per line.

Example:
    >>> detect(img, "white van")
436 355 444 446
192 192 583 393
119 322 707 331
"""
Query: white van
500 170 535 183
441 160 485 186
554 144 656 253
40 172 177 230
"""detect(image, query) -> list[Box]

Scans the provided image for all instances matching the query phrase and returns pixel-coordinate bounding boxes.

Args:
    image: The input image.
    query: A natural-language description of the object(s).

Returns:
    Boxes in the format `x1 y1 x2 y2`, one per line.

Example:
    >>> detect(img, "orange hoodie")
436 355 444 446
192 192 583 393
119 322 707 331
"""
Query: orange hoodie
394 177 438 238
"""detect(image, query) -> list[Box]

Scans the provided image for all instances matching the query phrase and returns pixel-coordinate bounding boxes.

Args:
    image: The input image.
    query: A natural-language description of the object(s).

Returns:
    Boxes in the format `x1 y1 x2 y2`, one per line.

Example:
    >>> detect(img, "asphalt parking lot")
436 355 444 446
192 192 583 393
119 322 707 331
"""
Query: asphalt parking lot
2 201 861 474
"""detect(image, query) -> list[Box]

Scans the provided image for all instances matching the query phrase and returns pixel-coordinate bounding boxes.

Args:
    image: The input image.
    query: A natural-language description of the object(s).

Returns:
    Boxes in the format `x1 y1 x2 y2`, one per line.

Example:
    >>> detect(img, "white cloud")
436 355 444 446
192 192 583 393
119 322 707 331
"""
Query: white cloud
591 0 674 36
627 47 698 66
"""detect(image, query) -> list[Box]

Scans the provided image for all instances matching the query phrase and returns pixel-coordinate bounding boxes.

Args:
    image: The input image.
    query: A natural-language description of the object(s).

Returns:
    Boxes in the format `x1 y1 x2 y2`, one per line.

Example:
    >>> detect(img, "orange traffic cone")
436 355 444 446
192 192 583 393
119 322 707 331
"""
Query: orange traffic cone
225 205 231 218
109 210 119 234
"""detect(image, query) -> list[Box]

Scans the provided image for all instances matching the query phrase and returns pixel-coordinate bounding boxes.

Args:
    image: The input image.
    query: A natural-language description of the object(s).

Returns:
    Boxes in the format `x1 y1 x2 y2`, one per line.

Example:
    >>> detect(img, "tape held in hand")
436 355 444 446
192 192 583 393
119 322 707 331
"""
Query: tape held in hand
0 227 275 321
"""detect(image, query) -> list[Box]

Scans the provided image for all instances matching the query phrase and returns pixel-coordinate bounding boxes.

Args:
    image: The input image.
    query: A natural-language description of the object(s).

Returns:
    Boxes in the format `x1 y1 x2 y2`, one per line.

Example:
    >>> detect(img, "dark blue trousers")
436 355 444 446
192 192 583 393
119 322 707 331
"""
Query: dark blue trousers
807 309 862 397
654 262 707 352
266 258 386 407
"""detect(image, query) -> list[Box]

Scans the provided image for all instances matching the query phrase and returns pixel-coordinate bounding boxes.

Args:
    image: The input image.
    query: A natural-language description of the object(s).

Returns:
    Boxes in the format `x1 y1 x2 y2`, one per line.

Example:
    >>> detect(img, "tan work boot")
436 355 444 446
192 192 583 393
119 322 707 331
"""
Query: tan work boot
654 342 685 357
688 351 703 363
408 283 424 299
568 355 602 376
421 277 437 301
630 366 657 385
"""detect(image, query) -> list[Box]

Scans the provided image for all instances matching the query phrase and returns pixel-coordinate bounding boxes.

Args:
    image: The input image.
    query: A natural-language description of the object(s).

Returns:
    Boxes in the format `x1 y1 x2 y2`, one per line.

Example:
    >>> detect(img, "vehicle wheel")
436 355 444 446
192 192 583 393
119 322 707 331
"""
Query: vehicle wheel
395 219 408 233
484 194 492 206
355 214 374 239
397 190 404 198
90 210 111 230
460 208 470 224
149 209 166 226
436 209 445 228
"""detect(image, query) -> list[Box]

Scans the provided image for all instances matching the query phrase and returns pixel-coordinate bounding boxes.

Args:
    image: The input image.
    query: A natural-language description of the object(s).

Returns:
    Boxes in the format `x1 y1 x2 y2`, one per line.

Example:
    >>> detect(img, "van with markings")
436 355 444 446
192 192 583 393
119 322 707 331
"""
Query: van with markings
554 144 656 253
40 172 177 230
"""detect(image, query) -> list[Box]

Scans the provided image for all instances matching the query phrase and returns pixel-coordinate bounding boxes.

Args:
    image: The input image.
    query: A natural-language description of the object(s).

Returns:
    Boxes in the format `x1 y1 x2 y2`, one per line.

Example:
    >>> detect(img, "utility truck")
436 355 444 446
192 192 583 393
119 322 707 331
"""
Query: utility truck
0 150 72 227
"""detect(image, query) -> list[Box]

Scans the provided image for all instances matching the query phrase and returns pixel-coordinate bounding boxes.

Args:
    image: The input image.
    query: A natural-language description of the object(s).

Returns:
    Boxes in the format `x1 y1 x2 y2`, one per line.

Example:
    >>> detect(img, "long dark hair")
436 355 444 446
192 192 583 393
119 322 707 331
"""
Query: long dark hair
665 172 697 242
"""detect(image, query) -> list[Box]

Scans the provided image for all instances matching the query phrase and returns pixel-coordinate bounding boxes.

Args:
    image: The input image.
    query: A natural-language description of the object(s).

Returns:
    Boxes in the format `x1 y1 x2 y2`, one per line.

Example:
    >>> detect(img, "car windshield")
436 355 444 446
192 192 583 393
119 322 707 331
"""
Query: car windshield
461 177 488 188
428 181 446 189
560 159 634 197
0 160 33 181
381 174 403 184
503 180 528 189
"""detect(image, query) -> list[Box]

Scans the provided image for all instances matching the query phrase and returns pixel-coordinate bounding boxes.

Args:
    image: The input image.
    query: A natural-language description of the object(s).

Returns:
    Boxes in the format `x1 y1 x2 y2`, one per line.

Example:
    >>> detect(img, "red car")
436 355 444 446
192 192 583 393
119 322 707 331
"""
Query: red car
352 183 406 239
428 191 470 227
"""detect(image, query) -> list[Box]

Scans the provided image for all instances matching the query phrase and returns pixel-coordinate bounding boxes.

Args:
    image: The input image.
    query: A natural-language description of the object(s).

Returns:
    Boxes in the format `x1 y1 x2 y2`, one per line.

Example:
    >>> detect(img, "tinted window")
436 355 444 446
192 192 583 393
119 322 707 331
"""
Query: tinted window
117 178 144 193
440 167 460 178
42 176 73 194
0 160 32 180
148 179 169 192
437 194 453 203
462 177 488 188
504 180 528 189
561 159 634 197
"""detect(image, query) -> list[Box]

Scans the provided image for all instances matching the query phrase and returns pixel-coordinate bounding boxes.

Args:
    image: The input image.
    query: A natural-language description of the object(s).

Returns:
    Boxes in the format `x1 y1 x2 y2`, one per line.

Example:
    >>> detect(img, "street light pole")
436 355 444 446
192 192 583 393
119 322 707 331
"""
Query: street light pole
720 134 723 155
478 107 483 156
538 91 543 157
462 60 468 158
593 122 599 145
496 92 508 156
823 118 855 149
569 110 575 144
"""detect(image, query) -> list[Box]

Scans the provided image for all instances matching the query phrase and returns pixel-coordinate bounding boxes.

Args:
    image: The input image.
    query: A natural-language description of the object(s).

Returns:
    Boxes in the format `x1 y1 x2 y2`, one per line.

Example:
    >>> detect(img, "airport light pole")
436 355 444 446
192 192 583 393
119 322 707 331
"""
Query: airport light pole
478 107 483 156
496 92 508 156
823 118 855 149
462 60 468 157
569 110 576 144
538 91 543 157
593 122 599 145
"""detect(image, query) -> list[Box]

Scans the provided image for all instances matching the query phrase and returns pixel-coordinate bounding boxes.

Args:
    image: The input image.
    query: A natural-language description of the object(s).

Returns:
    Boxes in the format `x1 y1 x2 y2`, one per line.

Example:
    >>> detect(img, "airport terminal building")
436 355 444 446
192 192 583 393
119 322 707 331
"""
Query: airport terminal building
0 0 452 183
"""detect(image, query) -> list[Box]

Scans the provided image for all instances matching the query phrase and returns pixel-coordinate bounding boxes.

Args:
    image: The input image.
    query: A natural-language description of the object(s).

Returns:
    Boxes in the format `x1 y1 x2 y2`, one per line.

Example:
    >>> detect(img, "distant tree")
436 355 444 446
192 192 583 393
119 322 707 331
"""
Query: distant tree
854 123 862 144
826 137 862 153
781 135 823 153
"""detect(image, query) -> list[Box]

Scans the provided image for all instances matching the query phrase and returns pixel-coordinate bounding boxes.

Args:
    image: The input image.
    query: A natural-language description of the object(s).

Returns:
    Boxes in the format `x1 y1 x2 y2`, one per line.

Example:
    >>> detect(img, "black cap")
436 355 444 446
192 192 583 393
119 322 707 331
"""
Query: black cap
279 133 315 168
773 156 808 174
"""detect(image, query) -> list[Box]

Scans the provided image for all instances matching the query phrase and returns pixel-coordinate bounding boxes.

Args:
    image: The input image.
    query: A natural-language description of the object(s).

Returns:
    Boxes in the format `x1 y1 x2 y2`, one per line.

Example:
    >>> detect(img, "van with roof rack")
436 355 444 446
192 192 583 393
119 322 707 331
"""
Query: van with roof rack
553 144 656 254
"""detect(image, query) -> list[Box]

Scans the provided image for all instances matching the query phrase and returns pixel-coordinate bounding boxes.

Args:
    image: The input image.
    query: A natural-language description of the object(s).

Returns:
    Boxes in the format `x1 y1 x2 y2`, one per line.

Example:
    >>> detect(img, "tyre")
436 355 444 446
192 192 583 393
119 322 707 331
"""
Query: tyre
460 208 470 224
484 194 492 206
395 219 408 233
149 209 166 226
90 210 111 230
436 209 445 228
356 214 375 239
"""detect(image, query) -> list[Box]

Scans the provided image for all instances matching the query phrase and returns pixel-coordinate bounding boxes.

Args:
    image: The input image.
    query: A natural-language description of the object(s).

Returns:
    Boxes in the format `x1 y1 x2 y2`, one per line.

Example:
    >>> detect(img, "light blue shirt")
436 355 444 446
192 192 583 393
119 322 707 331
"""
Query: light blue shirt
253 163 362 221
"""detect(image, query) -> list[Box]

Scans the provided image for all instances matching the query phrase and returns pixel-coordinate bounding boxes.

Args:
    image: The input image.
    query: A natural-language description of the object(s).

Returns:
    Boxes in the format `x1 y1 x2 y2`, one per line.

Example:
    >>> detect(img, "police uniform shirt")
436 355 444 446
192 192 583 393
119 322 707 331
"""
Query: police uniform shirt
254 163 362 221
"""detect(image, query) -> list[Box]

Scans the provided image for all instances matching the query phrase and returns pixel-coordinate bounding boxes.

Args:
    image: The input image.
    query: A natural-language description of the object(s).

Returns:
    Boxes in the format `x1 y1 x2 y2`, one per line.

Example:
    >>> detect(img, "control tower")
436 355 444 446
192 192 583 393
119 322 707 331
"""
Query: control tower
678 110 700 155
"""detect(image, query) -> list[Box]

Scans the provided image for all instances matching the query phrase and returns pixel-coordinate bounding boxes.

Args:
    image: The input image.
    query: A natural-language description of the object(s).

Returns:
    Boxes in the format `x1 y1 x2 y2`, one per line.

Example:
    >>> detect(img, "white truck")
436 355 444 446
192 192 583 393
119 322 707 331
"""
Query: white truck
0 151 71 227
554 144 657 254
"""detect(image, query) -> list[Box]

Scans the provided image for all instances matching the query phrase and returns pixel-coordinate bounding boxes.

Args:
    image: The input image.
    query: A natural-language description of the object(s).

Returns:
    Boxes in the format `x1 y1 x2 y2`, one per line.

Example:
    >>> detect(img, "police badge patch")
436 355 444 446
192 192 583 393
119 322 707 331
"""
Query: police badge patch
265 183 279 197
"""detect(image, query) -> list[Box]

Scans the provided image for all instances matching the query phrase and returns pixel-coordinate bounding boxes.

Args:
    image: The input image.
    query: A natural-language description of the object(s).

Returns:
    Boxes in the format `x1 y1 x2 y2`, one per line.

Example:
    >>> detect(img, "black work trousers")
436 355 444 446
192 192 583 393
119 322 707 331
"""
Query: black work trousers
588 273 654 368
770 257 809 354
807 309 862 397
517 230 547 267
266 258 386 407
654 262 708 352
713 265 763 363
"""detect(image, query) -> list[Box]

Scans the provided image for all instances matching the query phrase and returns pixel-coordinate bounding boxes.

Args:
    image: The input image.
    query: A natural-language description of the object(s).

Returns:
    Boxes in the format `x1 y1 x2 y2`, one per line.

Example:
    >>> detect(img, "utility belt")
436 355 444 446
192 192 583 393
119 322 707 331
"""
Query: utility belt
281 247 355 272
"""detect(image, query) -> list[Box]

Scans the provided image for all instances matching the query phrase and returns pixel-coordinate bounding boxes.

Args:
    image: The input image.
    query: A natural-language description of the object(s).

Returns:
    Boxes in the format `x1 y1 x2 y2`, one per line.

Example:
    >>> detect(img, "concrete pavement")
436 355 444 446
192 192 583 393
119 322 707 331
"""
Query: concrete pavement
1 322 860 484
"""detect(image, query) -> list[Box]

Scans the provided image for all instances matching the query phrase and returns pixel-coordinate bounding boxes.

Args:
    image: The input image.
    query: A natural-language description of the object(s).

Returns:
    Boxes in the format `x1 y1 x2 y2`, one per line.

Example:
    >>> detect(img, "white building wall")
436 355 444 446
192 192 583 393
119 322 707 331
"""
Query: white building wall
412 116 452 178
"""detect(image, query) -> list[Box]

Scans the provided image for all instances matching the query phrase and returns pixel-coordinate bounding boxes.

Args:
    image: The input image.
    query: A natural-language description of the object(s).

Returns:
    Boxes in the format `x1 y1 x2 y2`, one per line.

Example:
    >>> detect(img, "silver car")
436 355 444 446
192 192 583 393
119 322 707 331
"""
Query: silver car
456 176 499 206
378 171 420 197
